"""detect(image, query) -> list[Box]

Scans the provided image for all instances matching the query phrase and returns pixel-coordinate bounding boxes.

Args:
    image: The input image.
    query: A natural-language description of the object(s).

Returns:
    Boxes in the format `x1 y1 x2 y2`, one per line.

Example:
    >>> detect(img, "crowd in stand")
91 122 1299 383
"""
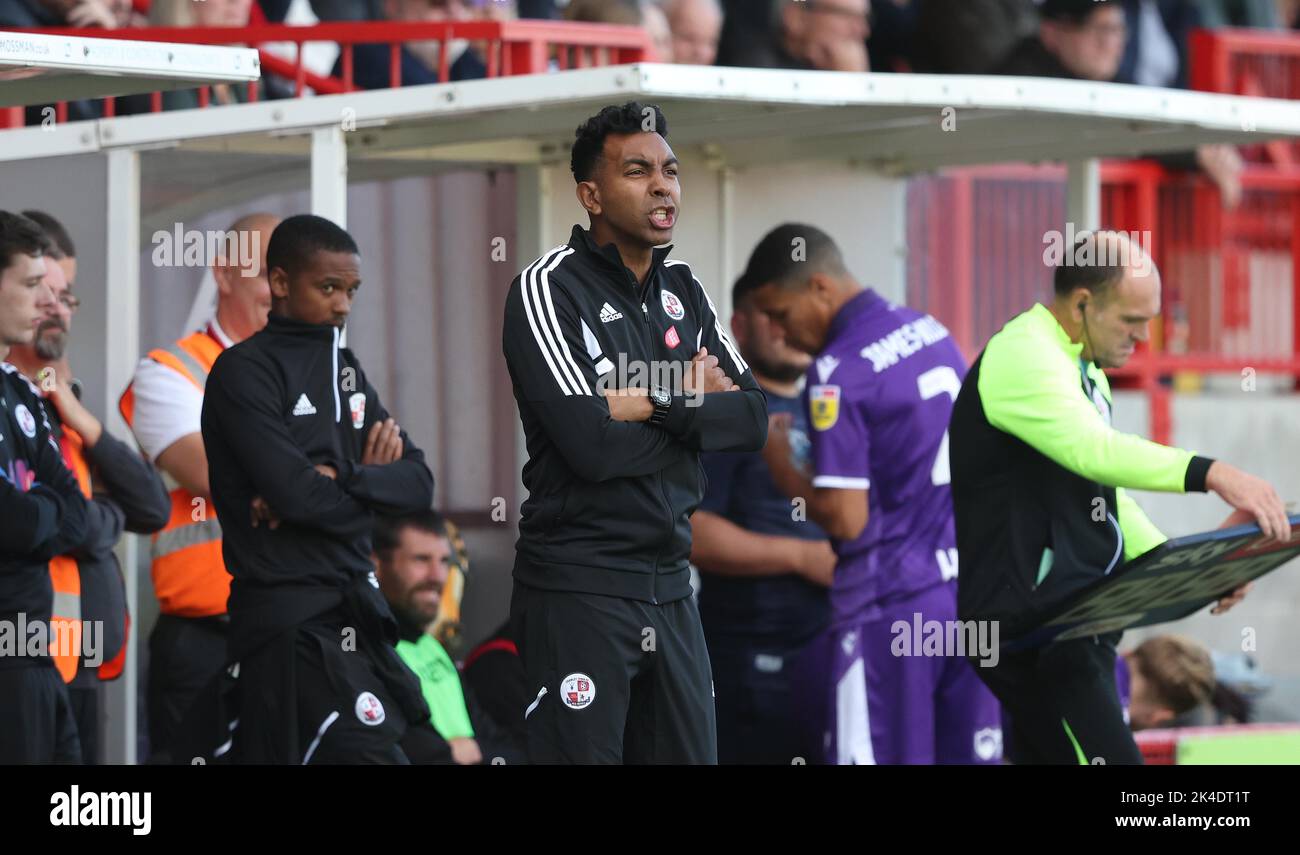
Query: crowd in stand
6 0 1299 77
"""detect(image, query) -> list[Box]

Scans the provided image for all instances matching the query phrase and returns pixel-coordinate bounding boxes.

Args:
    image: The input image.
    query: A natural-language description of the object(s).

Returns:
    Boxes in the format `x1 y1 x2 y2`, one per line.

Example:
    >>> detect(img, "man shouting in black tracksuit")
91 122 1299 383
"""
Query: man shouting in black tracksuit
502 102 768 763
201 214 435 764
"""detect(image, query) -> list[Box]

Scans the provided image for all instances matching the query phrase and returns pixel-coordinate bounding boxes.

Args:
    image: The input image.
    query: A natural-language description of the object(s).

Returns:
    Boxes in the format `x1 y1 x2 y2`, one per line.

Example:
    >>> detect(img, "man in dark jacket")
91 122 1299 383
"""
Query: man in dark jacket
995 0 1127 80
502 102 768 764
950 231 1288 764
1115 0 1203 89
201 214 436 764
0 211 89 763
912 0 1038 75
5 211 170 764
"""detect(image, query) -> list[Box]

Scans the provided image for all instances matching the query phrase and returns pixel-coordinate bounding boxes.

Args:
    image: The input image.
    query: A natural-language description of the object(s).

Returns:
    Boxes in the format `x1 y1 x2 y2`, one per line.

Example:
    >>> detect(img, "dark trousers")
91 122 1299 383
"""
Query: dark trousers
233 613 422 765
707 632 828 765
511 582 717 764
67 685 100 764
147 613 229 764
0 665 81 763
974 634 1142 765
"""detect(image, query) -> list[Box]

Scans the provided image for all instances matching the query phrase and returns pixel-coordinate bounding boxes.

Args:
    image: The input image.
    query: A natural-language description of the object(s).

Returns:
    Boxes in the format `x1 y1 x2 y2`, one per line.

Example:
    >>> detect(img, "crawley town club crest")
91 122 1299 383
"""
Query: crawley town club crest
561 673 596 710
349 392 367 430
355 691 386 726
810 384 841 431
660 289 685 321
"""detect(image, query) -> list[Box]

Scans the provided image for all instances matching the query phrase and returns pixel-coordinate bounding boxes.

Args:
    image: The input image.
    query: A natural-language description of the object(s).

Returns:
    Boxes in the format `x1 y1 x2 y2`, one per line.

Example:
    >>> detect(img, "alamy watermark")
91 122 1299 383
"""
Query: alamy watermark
50 786 151 836
1042 224 1153 277
595 353 721 408
890 613 1000 667
150 224 261 276
0 612 104 666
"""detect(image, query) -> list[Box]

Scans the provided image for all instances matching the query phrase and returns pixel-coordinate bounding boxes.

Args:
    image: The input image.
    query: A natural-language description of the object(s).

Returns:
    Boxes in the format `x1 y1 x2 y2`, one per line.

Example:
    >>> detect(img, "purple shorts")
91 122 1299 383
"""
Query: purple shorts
826 582 1003 764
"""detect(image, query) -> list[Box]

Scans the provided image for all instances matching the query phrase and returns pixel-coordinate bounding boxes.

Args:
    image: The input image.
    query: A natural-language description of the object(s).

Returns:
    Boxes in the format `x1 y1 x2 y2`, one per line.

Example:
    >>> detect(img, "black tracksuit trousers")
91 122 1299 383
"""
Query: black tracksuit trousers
973 634 1143 765
511 582 717 765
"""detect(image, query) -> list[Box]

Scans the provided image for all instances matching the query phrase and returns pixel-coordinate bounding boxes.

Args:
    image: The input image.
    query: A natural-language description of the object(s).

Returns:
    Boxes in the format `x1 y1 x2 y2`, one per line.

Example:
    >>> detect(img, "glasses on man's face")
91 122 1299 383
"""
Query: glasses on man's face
57 293 80 313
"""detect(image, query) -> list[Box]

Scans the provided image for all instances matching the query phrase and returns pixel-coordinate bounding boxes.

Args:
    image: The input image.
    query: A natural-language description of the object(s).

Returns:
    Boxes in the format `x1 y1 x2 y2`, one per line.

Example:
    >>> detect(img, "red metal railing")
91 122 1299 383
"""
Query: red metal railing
909 29 1300 446
908 161 1300 445
0 19 654 128
1191 27 1300 167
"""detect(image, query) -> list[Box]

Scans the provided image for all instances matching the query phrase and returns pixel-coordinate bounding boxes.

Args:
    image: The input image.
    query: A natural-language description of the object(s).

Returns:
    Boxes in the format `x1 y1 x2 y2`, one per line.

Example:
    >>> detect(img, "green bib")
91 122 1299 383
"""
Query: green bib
396 634 474 740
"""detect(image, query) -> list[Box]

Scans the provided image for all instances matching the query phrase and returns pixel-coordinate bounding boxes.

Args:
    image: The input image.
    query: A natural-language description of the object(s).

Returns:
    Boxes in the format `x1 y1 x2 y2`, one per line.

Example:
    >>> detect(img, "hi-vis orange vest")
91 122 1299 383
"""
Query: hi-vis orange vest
118 331 230 617
49 426 91 683
50 425 128 683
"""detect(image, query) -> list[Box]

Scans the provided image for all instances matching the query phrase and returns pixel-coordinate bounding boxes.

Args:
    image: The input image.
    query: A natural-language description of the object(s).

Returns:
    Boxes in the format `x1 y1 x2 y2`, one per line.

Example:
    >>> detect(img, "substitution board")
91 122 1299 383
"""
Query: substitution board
1009 514 1300 649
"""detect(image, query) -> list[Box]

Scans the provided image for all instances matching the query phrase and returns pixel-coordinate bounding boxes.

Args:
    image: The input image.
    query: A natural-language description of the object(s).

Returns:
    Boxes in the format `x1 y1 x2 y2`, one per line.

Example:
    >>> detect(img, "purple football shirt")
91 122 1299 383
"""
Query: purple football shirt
805 289 968 625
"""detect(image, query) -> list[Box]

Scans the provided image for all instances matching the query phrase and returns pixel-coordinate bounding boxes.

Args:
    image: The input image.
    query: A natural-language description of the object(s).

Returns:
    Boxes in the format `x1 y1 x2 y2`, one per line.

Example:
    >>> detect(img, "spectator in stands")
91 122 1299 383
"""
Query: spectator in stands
257 0 380 22
663 0 722 65
341 0 490 89
719 0 869 72
912 0 1037 74
715 0 776 67
866 0 918 72
1114 0 1202 89
517 0 559 17
0 0 40 26
995 0 1126 80
1 0 130 28
566 0 675 62
373 511 525 764
995 0 1244 208
1118 635 1221 730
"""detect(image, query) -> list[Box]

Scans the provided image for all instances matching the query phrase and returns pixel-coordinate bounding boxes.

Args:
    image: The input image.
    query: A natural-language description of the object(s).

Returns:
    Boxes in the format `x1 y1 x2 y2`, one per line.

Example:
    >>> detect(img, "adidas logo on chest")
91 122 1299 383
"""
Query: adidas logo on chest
292 393 317 416
600 302 624 323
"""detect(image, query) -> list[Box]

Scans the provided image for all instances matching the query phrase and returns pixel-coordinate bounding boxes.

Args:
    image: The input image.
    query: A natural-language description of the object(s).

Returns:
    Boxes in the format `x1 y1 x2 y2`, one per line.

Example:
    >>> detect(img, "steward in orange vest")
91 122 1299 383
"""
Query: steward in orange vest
120 329 229 617
120 322 241 763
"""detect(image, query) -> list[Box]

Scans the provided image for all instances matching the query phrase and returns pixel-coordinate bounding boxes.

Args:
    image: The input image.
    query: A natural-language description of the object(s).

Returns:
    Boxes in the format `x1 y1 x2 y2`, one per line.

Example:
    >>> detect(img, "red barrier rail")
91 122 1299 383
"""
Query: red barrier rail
1191 27 1300 167
0 19 654 127
908 161 1300 445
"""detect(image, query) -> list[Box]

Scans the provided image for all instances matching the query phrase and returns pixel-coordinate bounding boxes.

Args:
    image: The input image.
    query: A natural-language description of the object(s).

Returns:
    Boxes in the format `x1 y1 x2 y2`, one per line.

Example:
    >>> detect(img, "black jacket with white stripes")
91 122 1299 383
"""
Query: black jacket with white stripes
503 225 768 604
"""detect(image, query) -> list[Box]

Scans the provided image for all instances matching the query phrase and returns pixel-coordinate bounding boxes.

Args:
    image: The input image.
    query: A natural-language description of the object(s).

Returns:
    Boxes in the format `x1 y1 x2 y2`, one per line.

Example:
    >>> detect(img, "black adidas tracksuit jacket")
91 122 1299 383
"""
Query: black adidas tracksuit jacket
502 225 767 763
202 314 435 657
504 225 768 603
200 314 435 762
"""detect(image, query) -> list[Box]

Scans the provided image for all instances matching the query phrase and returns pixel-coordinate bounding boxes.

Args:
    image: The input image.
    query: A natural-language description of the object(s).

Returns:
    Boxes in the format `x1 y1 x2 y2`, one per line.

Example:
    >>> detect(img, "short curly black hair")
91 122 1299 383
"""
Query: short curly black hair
733 223 847 305
266 214 359 279
571 101 668 183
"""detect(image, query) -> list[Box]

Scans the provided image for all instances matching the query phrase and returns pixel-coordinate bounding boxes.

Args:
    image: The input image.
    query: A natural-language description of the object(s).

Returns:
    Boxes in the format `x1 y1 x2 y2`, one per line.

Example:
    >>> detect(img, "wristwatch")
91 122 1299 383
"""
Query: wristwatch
648 386 672 426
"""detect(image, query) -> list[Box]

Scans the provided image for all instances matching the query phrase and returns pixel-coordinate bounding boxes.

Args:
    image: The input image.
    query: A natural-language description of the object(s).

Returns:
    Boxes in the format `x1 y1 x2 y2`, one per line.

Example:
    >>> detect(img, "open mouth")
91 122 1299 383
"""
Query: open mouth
649 207 676 229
